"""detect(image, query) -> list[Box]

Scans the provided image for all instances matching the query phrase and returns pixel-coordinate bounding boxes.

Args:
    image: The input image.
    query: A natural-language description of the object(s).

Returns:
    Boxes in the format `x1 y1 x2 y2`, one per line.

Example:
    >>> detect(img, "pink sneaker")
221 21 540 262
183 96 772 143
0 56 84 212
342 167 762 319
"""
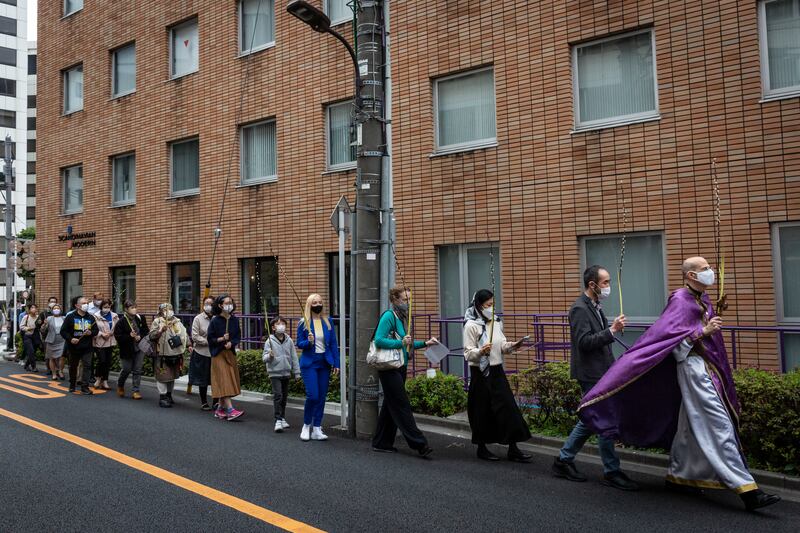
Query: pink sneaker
226 408 244 421
214 408 227 419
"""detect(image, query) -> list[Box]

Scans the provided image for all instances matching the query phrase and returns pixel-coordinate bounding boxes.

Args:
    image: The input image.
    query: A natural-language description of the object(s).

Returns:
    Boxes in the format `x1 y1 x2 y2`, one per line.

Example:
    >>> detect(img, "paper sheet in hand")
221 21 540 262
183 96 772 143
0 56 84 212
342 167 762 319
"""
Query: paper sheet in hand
424 340 450 364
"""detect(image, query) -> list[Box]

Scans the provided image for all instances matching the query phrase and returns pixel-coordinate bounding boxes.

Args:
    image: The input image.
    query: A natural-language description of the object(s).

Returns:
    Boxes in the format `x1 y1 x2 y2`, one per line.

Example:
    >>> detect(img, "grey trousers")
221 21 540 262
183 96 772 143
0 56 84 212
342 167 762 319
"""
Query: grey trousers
118 351 144 392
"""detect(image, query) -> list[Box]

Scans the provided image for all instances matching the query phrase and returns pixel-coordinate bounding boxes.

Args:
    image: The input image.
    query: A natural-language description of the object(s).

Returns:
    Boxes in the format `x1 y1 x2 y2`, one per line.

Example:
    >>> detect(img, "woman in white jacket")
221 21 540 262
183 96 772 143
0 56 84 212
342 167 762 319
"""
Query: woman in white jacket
262 316 301 433
463 289 531 463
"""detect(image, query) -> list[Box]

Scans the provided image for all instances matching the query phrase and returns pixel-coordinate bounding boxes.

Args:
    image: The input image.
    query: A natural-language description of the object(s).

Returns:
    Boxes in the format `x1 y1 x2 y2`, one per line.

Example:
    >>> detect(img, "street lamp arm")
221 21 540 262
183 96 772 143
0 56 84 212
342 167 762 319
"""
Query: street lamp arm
327 28 362 95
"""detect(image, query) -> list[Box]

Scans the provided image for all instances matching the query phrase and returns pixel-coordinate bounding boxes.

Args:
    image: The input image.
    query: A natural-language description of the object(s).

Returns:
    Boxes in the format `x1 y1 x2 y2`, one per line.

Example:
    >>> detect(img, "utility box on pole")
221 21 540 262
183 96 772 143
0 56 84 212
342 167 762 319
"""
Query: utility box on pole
353 1 386 438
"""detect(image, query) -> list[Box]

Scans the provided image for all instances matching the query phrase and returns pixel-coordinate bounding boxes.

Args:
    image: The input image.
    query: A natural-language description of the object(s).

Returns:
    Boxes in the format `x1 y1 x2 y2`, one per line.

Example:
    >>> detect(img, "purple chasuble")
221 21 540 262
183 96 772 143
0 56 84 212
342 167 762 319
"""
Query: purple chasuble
578 287 739 449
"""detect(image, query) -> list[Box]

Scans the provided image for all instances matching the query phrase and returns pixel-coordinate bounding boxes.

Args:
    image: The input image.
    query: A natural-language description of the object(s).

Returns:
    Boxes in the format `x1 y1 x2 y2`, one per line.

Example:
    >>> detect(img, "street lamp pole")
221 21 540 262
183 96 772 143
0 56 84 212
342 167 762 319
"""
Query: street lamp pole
288 1 387 438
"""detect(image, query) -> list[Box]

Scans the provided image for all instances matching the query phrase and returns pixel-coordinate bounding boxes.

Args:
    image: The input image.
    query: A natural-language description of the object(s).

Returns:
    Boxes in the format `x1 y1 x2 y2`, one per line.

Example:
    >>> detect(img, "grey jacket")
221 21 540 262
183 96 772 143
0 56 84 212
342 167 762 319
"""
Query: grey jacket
262 334 300 378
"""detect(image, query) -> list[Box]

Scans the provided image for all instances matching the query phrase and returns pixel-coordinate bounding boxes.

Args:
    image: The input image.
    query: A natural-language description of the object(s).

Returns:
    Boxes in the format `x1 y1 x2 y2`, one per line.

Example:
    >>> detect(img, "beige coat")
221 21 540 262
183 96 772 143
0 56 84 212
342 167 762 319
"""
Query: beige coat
463 319 514 367
93 312 119 348
190 312 212 357
149 316 189 357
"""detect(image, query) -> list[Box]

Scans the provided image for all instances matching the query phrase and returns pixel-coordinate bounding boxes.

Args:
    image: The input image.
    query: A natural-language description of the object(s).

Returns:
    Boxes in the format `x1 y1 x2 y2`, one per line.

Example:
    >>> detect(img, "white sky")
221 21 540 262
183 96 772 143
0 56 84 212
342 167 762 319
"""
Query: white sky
27 1 36 41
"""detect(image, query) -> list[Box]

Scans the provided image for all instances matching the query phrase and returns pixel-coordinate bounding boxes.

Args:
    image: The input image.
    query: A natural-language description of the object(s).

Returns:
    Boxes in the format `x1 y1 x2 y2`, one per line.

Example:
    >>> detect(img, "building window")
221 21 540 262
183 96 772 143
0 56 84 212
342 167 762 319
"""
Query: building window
111 266 136 313
63 65 83 114
241 257 279 314
26 206 35 221
26 183 35 197
241 120 277 184
434 68 496 153
759 0 800 99
27 117 35 130
239 0 275 54
0 78 15 97
581 232 666 350
62 165 83 214
61 270 83 309
327 252 350 317
64 0 83 17
438 243 502 376
170 18 199 78
0 1 17 7
27 54 36 75
27 161 35 174
0 16 16 37
0 110 15 128
773 222 800 370
170 137 200 196
27 95 35 108
27 139 35 153
573 29 658 131
0 46 15 67
112 43 136 97
327 101 355 170
112 153 136 206
325 0 351 25
171 262 200 314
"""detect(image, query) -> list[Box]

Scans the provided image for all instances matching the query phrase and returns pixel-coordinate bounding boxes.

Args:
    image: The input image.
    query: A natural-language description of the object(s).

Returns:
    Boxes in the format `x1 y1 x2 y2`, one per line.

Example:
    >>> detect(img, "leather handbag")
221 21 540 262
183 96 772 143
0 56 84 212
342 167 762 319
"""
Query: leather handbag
366 311 404 370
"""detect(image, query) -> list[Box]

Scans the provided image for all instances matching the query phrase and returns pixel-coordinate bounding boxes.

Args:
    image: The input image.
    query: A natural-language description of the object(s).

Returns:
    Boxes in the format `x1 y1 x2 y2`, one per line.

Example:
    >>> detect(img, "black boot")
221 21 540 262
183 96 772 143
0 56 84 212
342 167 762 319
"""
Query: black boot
159 394 172 408
477 444 500 461
552 457 588 482
507 443 532 463
166 392 174 406
740 489 781 511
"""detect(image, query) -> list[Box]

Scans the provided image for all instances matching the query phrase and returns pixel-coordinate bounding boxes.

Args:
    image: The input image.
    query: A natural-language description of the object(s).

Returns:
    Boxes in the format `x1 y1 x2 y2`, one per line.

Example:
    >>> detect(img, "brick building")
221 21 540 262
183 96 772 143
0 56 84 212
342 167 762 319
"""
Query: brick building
36 1 800 372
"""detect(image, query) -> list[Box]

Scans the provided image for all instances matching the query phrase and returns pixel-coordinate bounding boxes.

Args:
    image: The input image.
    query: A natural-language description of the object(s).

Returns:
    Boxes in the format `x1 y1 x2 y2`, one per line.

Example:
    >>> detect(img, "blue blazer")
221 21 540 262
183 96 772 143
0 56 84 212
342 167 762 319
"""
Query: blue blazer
296 318 340 370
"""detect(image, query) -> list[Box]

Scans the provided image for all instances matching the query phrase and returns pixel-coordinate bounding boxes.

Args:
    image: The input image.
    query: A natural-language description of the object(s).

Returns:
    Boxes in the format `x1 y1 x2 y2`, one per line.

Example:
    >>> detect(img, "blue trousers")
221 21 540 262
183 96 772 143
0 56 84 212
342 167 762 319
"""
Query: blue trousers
559 380 621 474
301 363 331 426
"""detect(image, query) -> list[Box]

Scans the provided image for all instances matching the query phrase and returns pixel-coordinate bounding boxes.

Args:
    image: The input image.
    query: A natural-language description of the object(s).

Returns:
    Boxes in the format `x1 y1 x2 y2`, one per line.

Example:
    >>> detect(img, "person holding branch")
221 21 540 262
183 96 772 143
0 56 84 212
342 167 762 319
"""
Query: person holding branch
207 295 244 421
463 289 531 462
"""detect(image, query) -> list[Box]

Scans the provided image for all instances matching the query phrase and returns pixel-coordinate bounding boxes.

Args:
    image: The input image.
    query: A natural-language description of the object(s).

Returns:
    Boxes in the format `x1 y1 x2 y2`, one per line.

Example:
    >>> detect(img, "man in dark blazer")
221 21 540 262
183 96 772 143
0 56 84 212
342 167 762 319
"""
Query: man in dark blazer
552 265 639 491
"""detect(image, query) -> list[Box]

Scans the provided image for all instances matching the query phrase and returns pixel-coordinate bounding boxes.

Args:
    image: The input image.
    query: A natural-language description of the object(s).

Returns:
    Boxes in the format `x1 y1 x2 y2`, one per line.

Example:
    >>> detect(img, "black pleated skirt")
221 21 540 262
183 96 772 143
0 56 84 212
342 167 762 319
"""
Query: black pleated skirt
468 365 531 445
188 351 211 386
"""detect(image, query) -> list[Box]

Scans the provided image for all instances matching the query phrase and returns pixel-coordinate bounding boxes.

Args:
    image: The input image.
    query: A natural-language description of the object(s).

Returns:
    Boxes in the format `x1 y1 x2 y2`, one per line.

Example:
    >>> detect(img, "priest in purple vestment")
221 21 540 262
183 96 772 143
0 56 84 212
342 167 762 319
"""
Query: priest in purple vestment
578 257 780 511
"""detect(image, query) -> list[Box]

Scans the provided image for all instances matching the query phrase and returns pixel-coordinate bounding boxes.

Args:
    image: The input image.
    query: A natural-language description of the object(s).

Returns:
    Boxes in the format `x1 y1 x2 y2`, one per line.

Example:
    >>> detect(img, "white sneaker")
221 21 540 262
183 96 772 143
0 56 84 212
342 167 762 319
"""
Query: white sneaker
274 420 284 433
280 418 290 429
300 424 311 442
311 427 328 441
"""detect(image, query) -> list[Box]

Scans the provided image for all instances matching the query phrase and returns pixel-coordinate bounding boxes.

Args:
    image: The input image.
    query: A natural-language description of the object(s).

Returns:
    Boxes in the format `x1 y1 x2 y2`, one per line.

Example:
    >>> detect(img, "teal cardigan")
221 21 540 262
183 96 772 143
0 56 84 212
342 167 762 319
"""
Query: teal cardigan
373 310 425 367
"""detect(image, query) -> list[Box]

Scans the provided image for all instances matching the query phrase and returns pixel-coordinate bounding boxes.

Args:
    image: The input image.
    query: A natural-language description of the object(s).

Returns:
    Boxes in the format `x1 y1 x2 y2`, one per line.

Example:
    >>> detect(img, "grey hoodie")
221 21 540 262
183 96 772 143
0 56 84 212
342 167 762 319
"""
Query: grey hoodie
262 334 301 378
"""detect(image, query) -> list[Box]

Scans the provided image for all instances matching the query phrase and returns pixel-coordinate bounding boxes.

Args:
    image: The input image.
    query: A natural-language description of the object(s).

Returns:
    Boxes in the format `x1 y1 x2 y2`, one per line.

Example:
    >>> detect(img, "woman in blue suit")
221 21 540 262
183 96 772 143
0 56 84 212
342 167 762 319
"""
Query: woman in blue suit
296 293 340 442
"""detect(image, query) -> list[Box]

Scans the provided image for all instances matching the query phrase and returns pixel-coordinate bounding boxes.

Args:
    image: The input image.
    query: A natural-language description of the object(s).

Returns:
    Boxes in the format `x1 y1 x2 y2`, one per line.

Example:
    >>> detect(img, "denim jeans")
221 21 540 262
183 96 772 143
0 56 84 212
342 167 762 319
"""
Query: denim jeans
558 380 621 474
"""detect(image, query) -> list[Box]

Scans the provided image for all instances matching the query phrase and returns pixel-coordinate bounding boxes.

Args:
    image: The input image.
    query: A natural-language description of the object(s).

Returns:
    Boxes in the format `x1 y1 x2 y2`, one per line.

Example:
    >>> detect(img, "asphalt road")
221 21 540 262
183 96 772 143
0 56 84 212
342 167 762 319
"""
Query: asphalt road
0 361 797 533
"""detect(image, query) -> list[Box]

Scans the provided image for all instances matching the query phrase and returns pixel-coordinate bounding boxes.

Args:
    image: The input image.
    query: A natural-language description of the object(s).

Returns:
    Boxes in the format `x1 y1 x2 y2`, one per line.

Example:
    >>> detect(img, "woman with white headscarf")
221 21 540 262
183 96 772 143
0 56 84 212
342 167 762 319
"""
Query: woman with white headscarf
149 303 188 408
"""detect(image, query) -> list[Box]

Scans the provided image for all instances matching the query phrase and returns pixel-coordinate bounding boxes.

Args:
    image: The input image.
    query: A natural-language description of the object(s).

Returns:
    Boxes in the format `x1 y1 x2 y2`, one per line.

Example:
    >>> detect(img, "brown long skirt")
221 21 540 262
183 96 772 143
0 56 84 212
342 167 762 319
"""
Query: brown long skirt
211 349 241 398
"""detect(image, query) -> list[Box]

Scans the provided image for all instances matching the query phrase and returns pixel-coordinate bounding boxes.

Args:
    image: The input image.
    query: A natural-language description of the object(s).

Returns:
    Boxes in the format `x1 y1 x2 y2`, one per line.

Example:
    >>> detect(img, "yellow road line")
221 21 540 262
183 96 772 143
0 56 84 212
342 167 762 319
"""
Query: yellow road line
0 377 65 398
0 407 325 533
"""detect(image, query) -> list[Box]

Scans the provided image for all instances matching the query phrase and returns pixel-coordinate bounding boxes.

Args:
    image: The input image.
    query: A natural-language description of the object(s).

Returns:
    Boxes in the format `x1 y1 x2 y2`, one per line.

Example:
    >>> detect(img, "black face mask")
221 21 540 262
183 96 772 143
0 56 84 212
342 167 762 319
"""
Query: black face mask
311 305 323 315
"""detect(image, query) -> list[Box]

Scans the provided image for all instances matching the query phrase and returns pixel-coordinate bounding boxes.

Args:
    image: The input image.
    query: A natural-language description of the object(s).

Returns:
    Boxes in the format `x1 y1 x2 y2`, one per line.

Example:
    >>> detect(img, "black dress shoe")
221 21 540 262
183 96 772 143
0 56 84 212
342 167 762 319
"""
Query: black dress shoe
159 395 172 408
665 479 703 496
80 387 93 396
602 471 640 491
477 448 501 461
507 450 532 463
741 489 781 511
552 457 587 482
68 386 76 393
372 446 399 453
417 446 433 459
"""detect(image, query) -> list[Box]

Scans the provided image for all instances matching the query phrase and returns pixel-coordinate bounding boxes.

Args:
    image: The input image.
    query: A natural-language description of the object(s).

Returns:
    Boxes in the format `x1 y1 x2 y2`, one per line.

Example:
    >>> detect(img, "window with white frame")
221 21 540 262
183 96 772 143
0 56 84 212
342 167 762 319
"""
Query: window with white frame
327 101 355 169
241 120 277 184
573 29 658 130
112 43 136 97
64 0 83 17
438 243 502 376
63 65 83 114
112 153 136 206
63 165 83 214
759 0 800 99
170 19 199 78
434 68 496 152
325 0 351 25
240 0 275 53
773 222 800 371
170 138 200 195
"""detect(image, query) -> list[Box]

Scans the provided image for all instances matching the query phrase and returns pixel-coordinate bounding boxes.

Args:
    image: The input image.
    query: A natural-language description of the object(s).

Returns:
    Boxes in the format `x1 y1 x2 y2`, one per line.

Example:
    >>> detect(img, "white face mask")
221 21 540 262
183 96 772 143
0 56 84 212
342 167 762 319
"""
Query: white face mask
102 308 111 315
94 300 102 307
52 309 61 316
482 306 494 319
48 302 56 309
223 304 234 313
598 286 611 300
80 304 89 312
274 324 286 334
693 269 715 286
165 310 174 319
203 305 213 314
